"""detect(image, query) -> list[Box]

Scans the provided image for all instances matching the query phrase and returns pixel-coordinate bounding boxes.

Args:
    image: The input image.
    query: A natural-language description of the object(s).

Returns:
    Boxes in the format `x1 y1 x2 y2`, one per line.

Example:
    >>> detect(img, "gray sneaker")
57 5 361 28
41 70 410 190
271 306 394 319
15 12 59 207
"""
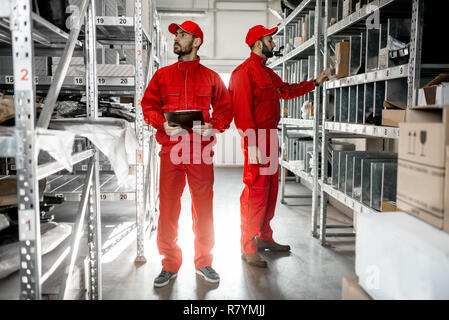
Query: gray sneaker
154 270 177 288
196 266 220 283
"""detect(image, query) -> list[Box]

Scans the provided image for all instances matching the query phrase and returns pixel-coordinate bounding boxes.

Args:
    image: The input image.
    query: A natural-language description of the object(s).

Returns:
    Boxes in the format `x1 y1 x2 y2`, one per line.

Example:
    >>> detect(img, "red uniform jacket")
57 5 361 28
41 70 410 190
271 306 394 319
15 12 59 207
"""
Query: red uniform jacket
229 52 315 146
141 57 233 150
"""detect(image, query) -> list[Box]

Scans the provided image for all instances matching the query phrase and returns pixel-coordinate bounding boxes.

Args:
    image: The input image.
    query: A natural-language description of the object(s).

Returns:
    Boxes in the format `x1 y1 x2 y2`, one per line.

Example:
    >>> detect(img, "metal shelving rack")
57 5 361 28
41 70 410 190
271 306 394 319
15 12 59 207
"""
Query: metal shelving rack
318 0 423 245
0 0 164 299
269 0 323 238
270 0 429 246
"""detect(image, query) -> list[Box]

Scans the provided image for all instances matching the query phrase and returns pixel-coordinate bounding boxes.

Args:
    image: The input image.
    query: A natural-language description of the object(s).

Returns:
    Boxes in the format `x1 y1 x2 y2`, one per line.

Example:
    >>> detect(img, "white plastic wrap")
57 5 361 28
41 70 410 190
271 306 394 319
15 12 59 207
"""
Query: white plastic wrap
48 118 139 186
0 214 9 232
356 212 449 300
36 128 76 172
387 35 407 51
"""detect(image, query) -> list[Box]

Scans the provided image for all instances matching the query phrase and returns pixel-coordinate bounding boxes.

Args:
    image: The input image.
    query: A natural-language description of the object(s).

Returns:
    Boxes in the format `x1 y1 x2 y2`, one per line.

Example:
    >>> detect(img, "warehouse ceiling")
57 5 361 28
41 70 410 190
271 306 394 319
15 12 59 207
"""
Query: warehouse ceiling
156 0 283 73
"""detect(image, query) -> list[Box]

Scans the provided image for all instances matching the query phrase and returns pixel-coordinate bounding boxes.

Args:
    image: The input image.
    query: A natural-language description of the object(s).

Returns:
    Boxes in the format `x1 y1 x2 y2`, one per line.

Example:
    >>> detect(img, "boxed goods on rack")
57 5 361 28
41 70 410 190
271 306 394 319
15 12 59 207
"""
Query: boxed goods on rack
417 74 449 107
381 109 406 128
336 41 350 79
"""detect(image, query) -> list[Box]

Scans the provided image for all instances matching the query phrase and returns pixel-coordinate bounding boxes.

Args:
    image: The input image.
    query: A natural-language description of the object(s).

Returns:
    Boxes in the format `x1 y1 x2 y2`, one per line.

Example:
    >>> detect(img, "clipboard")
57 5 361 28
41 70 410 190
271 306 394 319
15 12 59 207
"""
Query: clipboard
164 110 205 129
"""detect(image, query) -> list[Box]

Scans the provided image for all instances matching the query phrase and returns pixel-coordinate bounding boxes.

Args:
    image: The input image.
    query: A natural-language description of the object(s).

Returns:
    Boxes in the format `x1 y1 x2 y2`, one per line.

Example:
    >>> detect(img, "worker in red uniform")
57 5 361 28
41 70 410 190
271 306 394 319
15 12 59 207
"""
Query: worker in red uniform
141 21 233 287
229 25 330 268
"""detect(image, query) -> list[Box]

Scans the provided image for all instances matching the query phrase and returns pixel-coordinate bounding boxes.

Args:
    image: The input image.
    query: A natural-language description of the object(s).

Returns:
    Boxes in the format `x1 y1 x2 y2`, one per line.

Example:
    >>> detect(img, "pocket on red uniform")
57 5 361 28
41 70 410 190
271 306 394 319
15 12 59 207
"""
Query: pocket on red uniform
254 81 277 102
161 86 181 109
193 87 212 122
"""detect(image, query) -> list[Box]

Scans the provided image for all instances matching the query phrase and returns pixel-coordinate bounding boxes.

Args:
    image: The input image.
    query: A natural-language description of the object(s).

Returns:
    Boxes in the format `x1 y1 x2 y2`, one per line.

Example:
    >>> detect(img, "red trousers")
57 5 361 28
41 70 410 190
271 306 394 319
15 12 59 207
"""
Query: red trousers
157 150 215 273
240 133 279 254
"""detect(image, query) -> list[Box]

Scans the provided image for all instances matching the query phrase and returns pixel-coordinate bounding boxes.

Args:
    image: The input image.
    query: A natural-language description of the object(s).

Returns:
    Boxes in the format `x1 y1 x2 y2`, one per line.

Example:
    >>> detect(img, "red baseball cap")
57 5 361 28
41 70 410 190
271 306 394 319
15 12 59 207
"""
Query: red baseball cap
169 20 204 45
245 25 278 47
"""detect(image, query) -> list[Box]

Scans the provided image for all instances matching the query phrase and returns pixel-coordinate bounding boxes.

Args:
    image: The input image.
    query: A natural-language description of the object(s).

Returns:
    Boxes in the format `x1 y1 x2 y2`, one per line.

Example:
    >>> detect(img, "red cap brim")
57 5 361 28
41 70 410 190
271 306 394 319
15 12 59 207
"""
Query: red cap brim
264 26 278 37
168 23 181 35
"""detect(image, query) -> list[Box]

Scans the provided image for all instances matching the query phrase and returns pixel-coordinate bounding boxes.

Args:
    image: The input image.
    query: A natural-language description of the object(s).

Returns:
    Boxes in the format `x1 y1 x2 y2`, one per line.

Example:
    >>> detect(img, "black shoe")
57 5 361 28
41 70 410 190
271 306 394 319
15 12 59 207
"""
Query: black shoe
154 270 177 288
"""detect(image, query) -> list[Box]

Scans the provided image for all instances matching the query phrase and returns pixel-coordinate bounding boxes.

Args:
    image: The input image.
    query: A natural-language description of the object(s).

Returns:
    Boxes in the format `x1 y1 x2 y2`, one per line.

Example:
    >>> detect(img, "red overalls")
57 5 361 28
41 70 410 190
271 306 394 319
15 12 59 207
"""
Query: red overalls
141 57 233 272
229 52 315 254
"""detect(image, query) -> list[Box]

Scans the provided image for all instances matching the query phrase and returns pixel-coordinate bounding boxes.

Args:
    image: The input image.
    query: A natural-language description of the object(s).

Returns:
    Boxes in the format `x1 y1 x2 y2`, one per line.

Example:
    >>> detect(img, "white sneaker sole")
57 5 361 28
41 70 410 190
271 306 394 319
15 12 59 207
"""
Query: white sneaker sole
196 270 220 283
154 273 177 288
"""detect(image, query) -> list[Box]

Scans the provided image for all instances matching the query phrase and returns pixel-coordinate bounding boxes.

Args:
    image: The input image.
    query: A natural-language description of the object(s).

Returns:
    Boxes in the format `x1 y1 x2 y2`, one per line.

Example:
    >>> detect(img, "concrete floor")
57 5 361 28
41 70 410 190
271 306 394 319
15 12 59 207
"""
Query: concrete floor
101 167 355 300
0 167 355 300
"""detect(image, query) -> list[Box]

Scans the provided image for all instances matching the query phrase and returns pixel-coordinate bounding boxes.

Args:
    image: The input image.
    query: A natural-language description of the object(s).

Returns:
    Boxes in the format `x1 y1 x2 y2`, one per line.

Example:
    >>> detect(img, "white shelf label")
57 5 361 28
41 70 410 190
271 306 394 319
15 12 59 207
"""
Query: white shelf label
5 75 14 84
74 77 84 85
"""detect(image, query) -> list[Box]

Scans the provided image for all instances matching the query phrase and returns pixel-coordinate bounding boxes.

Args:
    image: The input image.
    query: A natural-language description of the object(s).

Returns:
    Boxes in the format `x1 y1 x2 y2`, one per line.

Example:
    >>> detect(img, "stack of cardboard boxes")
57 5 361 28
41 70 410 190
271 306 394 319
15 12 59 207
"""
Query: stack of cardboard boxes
394 74 449 233
397 105 449 233
342 75 449 300
418 74 449 107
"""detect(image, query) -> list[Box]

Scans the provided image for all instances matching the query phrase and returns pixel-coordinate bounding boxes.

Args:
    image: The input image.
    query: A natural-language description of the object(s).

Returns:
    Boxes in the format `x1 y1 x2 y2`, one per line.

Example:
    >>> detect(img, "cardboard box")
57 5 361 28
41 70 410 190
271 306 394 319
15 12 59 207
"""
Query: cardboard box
0 177 46 208
418 74 449 106
397 106 449 232
342 276 373 300
382 109 406 127
336 41 350 79
381 201 398 212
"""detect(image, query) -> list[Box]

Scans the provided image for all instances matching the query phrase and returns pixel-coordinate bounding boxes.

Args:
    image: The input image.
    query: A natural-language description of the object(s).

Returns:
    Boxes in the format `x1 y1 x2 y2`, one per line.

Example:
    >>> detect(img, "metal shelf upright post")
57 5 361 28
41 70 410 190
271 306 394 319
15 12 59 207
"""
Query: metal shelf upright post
134 0 146 265
10 0 42 300
85 0 102 299
311 0 323 238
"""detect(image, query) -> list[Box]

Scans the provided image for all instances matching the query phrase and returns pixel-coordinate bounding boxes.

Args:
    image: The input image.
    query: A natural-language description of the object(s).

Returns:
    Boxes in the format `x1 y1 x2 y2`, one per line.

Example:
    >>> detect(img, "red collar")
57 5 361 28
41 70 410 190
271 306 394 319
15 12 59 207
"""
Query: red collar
250 52 267 67
177 56 201 71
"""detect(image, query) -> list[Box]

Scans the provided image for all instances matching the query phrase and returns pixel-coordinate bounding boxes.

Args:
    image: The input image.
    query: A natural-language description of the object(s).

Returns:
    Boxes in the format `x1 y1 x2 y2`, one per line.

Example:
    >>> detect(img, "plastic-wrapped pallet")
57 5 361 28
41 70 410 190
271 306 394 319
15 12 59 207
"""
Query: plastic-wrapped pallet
356 212 449 300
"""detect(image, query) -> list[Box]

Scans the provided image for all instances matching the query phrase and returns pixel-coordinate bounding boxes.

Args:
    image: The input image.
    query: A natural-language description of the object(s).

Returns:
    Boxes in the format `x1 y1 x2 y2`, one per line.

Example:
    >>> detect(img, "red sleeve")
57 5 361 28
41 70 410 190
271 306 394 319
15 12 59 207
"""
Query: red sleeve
229 69 256 132
209 73 233 132
141 71 166 131
269 68 315 100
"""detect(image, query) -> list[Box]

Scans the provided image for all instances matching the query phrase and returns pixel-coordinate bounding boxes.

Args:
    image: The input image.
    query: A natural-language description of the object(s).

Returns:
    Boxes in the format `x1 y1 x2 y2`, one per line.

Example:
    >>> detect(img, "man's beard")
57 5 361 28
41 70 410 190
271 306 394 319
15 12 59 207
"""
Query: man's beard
262 42 274 58
174 42 193 57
